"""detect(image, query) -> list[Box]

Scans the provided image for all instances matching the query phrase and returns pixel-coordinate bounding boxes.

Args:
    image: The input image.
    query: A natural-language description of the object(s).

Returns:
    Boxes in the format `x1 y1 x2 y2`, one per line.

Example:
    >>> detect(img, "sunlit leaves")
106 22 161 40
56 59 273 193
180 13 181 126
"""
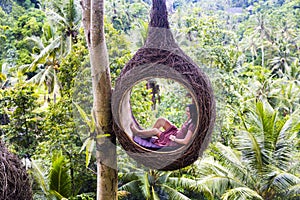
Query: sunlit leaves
0 82 44 156
222 187 263 200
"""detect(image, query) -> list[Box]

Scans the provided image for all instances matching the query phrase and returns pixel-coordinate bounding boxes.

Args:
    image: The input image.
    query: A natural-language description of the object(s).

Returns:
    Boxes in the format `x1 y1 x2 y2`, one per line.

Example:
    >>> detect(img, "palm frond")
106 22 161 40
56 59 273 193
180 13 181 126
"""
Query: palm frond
197 175 239 196
221 187 263 200
197 157 233 177
26 68 46 85
266 171 300 192
158 171 171 183
160 184 191 200
25 36 45 49
168 177 213 199
43 22 55 41
39 66 54 87
65 0 81 25
286 183 300 199
283 109 300 136
19 64 31 73
213 142 257 188
49 152 71 198
28 37 61 71
255 100 277 150
151 186 160 200
118 172 140 183
215 142 243 167
235 130 265 174
118 180 141 196
46 9 69 27
193 157 248 196
273 118 294 170
30 160 49 195
273 110 299 170
140 172 151 198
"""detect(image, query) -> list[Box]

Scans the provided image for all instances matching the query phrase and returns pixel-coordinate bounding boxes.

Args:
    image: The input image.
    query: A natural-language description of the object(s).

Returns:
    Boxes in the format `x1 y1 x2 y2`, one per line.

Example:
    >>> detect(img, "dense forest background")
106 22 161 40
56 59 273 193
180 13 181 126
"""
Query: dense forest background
0 0 300 199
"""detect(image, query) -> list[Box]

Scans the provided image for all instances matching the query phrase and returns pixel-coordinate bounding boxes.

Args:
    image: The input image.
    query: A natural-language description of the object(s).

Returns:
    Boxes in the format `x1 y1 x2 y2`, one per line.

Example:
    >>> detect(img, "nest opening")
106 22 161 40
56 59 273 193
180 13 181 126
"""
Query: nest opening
121 76 199 153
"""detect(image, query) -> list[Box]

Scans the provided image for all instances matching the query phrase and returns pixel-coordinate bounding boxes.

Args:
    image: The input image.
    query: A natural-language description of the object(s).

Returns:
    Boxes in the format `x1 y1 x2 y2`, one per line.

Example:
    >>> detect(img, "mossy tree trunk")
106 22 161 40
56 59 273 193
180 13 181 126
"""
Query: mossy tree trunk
80 0 117 199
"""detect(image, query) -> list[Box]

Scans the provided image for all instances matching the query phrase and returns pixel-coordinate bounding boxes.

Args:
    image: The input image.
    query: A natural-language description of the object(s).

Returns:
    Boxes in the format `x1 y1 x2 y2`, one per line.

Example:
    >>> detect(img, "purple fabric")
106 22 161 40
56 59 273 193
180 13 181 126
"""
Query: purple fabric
133 136 162 149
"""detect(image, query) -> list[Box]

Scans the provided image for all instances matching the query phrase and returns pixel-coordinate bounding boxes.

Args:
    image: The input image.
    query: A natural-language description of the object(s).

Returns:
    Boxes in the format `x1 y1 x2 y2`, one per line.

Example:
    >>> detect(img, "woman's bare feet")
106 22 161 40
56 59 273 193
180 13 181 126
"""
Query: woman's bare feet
130 122 161 138
130 123 139 135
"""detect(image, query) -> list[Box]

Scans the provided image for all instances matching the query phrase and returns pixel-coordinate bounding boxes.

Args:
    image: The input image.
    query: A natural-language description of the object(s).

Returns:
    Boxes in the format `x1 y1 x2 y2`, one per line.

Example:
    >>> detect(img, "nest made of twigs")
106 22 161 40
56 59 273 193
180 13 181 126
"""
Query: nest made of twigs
0 141 32 200
112 46 215 170
111 0 216 170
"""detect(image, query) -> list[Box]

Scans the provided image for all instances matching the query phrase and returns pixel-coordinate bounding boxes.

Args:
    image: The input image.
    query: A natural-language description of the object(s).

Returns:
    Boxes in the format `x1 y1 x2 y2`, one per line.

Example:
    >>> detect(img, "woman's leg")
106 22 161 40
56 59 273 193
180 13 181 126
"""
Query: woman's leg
130 123 161 138
130 118 173 138
152 117 172 131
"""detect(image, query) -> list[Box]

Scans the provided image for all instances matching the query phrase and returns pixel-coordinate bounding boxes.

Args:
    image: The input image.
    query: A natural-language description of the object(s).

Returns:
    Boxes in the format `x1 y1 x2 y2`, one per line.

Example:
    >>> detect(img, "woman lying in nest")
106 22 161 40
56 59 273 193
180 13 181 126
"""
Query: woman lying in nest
130 104 197 148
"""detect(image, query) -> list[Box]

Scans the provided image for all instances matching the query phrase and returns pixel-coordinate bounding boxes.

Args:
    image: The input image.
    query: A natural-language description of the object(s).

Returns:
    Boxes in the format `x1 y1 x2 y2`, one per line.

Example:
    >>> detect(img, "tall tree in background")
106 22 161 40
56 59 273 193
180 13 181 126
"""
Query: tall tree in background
80 0 117 199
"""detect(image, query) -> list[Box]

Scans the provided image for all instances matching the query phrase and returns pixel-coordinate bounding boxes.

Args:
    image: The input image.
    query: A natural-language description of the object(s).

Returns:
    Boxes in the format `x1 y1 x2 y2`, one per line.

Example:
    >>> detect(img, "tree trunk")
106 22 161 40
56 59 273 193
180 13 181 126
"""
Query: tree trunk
80 0 117 199
261 39 265 67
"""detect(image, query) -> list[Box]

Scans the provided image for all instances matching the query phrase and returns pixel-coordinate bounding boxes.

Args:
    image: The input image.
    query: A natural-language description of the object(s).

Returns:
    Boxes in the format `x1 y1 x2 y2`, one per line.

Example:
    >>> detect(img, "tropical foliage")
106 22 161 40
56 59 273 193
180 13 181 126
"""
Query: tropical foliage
0 0 299 199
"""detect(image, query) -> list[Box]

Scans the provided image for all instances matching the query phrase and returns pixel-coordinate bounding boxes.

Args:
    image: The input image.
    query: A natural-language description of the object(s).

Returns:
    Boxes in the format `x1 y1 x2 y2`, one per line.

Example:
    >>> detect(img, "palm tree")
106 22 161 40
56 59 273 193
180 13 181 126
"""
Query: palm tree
268 38 297 78
44 0 81 53
118 168 198 200
117 149 212 200
22 0 81 103
240 34 258 65
243 13 273 67
268 78 300 115
185 99 300 200
23 26 62 102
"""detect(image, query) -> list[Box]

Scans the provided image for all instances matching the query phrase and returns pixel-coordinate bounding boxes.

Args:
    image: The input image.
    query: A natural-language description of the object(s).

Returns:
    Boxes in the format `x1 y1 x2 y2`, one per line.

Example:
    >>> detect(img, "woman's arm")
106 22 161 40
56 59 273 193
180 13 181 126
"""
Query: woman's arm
169 130 193 145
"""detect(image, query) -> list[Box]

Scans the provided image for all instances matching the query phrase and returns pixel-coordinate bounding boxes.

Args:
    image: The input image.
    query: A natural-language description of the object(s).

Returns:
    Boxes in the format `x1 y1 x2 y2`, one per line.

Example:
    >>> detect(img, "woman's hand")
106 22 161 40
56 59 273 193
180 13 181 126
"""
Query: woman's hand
170 130 193 145
169 135 176 142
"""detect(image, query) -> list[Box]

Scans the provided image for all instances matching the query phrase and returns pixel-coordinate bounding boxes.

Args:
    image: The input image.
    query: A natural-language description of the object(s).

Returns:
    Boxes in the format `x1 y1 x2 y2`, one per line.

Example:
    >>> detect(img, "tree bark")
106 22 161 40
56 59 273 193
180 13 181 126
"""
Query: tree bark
80 0 117 199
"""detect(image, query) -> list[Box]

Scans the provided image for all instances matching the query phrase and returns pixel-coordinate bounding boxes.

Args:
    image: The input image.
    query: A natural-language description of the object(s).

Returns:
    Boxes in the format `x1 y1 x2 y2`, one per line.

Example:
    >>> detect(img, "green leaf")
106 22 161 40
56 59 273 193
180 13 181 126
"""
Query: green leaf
151 186 160 200
160 184 191 200
79 137 94 167
85 138 94 168
49 152 71 198
96 134 110 138
140 173 151 198
30 160 49 195
73 102 95 133
49 190 66 200
221 187 263 200
28 37 61 71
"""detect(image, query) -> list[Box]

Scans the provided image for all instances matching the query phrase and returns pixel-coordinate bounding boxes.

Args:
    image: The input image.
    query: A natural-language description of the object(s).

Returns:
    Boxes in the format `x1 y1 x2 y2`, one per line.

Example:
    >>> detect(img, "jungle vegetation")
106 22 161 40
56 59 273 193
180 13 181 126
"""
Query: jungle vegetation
0 0 299 199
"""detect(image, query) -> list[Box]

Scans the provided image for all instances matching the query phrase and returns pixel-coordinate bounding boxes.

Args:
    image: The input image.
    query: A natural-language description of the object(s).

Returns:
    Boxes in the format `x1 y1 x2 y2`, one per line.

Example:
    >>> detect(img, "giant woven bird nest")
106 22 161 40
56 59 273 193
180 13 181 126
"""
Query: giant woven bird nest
0 141 32 200
112 0 216 170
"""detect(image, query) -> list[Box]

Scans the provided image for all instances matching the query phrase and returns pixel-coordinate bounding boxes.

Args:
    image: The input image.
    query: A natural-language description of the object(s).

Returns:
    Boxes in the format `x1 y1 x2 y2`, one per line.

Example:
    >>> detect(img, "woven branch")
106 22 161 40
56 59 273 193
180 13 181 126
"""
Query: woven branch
0 141 32 200
150 0 169 28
